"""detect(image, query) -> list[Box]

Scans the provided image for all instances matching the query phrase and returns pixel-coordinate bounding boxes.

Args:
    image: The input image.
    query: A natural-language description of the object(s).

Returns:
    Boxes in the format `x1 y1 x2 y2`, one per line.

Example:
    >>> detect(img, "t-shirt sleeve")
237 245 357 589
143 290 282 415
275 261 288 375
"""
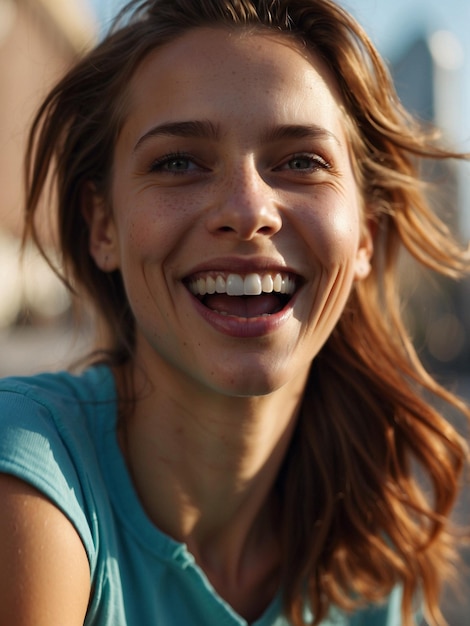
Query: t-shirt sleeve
0 382 96 566
350 585 420 625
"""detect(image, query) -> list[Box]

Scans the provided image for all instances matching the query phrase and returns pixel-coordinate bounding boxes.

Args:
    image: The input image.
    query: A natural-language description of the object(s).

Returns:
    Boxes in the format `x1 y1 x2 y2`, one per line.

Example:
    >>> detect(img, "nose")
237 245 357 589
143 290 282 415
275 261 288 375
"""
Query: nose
206 162 282 240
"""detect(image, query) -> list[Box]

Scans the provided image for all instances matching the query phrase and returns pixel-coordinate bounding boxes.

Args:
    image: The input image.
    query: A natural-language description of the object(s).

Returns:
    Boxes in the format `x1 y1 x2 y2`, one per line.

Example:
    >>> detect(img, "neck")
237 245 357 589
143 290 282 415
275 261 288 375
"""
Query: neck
117 353 307 593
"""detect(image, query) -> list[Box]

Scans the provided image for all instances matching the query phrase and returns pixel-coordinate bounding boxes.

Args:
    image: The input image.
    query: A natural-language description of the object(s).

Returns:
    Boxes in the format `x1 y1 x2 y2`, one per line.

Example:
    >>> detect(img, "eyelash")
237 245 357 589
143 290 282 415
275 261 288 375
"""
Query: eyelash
278 153 331 172
148 151 331 175
149 152 199 174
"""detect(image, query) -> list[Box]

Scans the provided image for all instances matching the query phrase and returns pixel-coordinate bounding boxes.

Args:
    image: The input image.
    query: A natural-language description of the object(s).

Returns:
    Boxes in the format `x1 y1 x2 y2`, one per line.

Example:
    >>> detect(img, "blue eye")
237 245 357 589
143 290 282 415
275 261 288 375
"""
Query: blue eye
150 153 196 173
289 156 314 170
284 154 330 171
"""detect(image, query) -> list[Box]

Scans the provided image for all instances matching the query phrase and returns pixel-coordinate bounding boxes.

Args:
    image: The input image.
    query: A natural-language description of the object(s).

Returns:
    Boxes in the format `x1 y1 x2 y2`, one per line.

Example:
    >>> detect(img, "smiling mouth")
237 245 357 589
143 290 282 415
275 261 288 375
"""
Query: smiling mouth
186 272 299 318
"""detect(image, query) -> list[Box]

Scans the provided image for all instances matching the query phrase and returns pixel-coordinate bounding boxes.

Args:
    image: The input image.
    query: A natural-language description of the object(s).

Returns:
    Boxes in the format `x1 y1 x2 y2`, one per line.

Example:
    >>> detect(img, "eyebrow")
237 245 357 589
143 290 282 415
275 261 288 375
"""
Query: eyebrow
260 124 341 146
133 120 220 152
133 120 341 152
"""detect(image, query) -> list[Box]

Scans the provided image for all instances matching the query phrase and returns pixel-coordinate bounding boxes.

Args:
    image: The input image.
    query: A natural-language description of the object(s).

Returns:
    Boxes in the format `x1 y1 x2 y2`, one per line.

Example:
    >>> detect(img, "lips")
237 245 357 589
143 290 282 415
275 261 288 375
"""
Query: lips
185 271 299 318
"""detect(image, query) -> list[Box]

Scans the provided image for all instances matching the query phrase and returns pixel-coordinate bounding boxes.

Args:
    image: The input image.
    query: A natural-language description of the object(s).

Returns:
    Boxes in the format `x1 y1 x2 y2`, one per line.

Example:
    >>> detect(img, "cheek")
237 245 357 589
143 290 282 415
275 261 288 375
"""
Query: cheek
120 217 153 265
301 199 361 267
116 202 175 263
330 207 361 251
124 188 202 246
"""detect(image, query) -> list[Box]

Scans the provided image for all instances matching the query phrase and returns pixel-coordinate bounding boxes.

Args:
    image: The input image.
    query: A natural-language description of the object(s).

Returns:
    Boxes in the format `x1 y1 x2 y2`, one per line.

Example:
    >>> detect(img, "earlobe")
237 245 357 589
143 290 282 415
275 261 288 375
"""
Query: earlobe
354 250 372 280
81 183 119 272
353 224 374 281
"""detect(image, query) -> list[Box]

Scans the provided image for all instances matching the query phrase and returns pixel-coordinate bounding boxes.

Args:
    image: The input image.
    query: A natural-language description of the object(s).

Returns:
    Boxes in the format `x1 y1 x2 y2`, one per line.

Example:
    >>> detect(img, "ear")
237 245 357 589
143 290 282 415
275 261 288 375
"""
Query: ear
353 220 374 281
81 183 120 272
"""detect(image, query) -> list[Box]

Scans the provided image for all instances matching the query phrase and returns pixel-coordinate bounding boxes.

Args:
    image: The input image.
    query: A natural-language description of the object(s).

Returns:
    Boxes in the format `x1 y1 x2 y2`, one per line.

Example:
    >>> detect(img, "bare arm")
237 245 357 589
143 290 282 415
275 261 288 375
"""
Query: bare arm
0 473 91 626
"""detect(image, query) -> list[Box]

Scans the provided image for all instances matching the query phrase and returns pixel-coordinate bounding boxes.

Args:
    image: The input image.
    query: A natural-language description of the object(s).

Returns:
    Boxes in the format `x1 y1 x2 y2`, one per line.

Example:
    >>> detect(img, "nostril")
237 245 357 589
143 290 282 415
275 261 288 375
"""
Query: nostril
258 226 274 235
213 222 280 239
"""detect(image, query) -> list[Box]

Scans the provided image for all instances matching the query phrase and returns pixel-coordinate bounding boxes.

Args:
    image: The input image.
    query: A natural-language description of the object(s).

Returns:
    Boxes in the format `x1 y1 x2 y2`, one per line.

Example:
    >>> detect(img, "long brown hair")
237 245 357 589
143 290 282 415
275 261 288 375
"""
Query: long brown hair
23 1 470 624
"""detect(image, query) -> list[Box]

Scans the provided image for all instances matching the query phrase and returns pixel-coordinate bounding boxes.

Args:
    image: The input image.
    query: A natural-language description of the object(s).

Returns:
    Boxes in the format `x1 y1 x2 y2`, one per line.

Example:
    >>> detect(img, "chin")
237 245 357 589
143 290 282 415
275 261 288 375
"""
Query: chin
207 366 297 399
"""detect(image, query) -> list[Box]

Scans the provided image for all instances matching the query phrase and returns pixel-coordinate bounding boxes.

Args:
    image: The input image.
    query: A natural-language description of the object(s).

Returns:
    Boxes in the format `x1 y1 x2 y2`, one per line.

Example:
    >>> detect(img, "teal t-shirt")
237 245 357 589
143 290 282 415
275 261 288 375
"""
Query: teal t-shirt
0 366 403 625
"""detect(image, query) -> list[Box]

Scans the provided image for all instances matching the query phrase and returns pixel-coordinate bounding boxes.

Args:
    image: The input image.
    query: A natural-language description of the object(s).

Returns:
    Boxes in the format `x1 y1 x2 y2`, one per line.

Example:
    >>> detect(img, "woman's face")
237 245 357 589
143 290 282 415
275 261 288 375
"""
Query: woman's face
88 27 372 397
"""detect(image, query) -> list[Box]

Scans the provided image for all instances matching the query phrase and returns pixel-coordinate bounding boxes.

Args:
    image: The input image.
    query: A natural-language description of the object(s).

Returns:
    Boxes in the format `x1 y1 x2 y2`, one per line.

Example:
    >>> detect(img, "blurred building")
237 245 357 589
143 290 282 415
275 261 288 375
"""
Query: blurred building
0 0 96 327
390 30 470 373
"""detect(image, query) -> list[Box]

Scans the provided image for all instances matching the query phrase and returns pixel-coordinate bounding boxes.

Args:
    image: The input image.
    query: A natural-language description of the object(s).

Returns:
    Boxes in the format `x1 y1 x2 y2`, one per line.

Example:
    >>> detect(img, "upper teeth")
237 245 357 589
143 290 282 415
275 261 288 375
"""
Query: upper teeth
188 273 296 297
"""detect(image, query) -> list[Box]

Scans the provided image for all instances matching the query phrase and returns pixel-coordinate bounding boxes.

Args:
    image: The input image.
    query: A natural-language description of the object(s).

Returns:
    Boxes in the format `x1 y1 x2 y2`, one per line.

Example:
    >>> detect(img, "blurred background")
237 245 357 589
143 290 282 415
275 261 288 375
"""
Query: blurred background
0 0 469 623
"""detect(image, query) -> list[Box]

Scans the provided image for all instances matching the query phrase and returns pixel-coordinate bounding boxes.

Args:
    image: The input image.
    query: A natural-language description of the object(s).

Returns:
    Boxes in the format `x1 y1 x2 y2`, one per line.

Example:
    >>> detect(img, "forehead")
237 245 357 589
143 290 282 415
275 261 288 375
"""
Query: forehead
120 27 347 143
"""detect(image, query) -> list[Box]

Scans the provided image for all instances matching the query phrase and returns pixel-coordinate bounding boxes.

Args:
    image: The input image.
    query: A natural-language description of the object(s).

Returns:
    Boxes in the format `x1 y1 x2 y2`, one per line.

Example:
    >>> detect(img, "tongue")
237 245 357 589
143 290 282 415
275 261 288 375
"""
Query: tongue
203 294 283 317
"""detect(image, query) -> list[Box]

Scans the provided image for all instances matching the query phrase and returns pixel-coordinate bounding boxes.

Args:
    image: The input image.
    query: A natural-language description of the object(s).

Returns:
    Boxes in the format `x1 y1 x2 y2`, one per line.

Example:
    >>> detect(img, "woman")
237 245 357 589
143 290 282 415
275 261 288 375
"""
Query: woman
0 1 468 624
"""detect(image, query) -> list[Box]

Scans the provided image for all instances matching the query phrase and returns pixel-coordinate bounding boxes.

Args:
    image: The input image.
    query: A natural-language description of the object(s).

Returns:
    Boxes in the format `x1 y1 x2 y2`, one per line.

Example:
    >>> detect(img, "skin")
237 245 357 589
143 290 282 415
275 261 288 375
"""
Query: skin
0 475 90 625
0 27 372 624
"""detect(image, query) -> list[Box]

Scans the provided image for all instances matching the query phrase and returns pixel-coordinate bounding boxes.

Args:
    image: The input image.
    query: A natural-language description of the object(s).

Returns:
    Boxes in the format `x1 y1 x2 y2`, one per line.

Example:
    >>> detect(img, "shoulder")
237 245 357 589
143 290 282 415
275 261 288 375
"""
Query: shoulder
0 363 115 409
0 365 116 443
0 473 90 626
0 365 116 569
0 365 116 476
